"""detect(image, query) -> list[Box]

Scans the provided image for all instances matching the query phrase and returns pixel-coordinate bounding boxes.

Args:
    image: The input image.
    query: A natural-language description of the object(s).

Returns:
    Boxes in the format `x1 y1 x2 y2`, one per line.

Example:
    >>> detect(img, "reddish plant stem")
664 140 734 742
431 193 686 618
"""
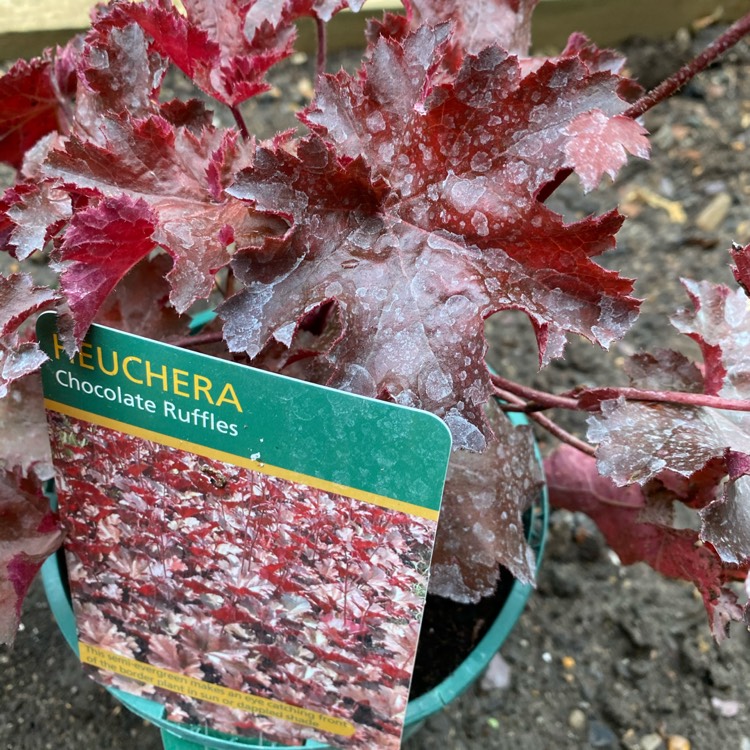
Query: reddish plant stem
536 168 572 203
493 373 750 414
625 11 750 119
592 387 750 413
527 409 596 457
315 17 327 79
230 105 250 141
491 373 579 410
494 387 596 457
538 13 750 203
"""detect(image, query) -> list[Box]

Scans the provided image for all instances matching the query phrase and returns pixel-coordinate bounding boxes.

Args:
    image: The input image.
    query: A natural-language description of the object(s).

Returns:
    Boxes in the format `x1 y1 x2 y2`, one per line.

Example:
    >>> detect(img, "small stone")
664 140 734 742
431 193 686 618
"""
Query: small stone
480 653 511 691
640 733 664 750
589 719 617 748
695 192 732 232
736 220 750 243
561 655 576 670
296 77 315 101
740 737 750 750
568 708 586 731
711 696 741 717
667 736 691 750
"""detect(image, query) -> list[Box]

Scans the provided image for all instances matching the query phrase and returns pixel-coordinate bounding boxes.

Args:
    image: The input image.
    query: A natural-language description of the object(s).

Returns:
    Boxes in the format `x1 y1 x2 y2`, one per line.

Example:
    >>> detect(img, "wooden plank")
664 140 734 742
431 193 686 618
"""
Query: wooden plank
1 30 84 60
0 0 94 33
531 0 748 50
1 0 747 60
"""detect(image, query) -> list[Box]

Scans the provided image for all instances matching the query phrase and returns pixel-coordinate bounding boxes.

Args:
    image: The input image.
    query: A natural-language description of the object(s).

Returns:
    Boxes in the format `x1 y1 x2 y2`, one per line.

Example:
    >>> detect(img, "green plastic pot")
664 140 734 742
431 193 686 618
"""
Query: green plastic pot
42 409 548 750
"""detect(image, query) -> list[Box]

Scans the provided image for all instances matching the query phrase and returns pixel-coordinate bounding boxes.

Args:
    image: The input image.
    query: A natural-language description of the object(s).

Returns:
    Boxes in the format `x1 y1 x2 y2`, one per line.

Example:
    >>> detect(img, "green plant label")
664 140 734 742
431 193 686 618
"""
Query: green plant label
37 313 451 749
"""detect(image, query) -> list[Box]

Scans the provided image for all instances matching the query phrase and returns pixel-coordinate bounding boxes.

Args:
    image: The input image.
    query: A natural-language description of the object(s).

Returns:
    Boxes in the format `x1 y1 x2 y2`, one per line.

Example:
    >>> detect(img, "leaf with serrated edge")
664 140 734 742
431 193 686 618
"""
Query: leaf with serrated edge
587 279 750 566
672 280 750 399
731 242 750 296
56 195 159 341
521 33 643 103
94 253 188 340
122 0 294 108
0 56 72 169
0 272 56 396
43 120 274 317
0 375 53 480
0 274 58 338
0 345 50 399
429 401 541 602
0 469 64 645
546 445 748 642
404 0 539 57
72 22 167 141
564 112 649 192
701 476 750 565
224 27 642 449
245 0 366 36
6 183 72 260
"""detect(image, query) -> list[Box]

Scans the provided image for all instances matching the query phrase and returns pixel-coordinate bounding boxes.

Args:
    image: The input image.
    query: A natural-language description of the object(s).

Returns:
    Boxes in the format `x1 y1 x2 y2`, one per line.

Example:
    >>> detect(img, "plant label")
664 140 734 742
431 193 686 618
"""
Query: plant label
37 312 452 749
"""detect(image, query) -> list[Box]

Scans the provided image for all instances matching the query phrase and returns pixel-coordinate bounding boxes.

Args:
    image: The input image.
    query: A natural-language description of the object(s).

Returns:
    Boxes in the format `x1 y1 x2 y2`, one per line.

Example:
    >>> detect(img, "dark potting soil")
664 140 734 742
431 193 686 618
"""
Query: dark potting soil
3 22 750 750
410 574 515 699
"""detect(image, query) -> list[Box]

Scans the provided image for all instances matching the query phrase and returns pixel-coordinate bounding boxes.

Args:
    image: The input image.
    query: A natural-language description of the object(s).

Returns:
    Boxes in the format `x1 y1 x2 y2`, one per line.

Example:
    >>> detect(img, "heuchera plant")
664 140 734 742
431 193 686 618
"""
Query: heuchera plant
1 0 750 651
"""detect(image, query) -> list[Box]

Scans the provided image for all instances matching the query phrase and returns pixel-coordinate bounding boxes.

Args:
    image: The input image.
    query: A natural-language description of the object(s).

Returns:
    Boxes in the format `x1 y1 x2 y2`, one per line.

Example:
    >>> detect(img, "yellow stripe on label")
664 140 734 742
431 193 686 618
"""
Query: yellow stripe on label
78 642 356 737
44 400 439 521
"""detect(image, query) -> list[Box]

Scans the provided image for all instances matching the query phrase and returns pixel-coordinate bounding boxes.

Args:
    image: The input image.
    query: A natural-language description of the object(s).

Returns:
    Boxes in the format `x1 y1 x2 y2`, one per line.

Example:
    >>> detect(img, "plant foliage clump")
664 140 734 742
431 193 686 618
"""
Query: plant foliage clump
0 0 749 646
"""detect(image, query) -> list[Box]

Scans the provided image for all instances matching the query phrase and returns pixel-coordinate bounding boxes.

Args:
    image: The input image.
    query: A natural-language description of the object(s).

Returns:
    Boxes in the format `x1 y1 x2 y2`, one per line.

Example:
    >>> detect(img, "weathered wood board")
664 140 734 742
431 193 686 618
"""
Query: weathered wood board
0 0 746 60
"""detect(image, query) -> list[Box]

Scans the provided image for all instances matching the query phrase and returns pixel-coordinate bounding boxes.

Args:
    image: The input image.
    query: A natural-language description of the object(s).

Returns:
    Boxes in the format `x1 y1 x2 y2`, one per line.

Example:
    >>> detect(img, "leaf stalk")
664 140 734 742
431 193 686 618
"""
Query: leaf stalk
624 11 750 120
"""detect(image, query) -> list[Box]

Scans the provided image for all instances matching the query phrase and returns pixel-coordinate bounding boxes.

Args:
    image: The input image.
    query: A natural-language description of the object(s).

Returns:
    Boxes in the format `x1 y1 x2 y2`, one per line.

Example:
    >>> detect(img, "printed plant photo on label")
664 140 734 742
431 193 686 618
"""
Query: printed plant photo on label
47 411 438 749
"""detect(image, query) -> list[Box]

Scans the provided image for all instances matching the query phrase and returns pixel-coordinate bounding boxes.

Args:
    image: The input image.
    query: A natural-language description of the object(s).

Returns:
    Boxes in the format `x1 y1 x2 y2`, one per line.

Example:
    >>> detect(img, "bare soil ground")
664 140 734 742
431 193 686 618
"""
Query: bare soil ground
2 23 750 750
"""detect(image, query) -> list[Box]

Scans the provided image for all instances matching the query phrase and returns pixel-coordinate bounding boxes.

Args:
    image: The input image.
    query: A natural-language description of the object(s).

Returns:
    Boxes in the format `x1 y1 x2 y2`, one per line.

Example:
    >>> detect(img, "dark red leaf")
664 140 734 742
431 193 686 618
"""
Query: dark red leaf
576 349 704 410
700 476 750 565
94 253 188 340
0 273 56 400
2 182 72 260
586 279 750 567
0 374 53 480
672 280 750 399
122 0 295 108
429 402 542 602
0 469 64 645
224 27 643 448
245 0 366 33
521 33 643 103
0 56 72 170
0 344 51 398
588 282 750 486
159 99 214 133
56 195 159 341
43 119 277 314
0 273 58 339
623 348 705 392
589 397 750 486
73 21 167 138
731 242 750 296
546 445 748 642
403 0 539 58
